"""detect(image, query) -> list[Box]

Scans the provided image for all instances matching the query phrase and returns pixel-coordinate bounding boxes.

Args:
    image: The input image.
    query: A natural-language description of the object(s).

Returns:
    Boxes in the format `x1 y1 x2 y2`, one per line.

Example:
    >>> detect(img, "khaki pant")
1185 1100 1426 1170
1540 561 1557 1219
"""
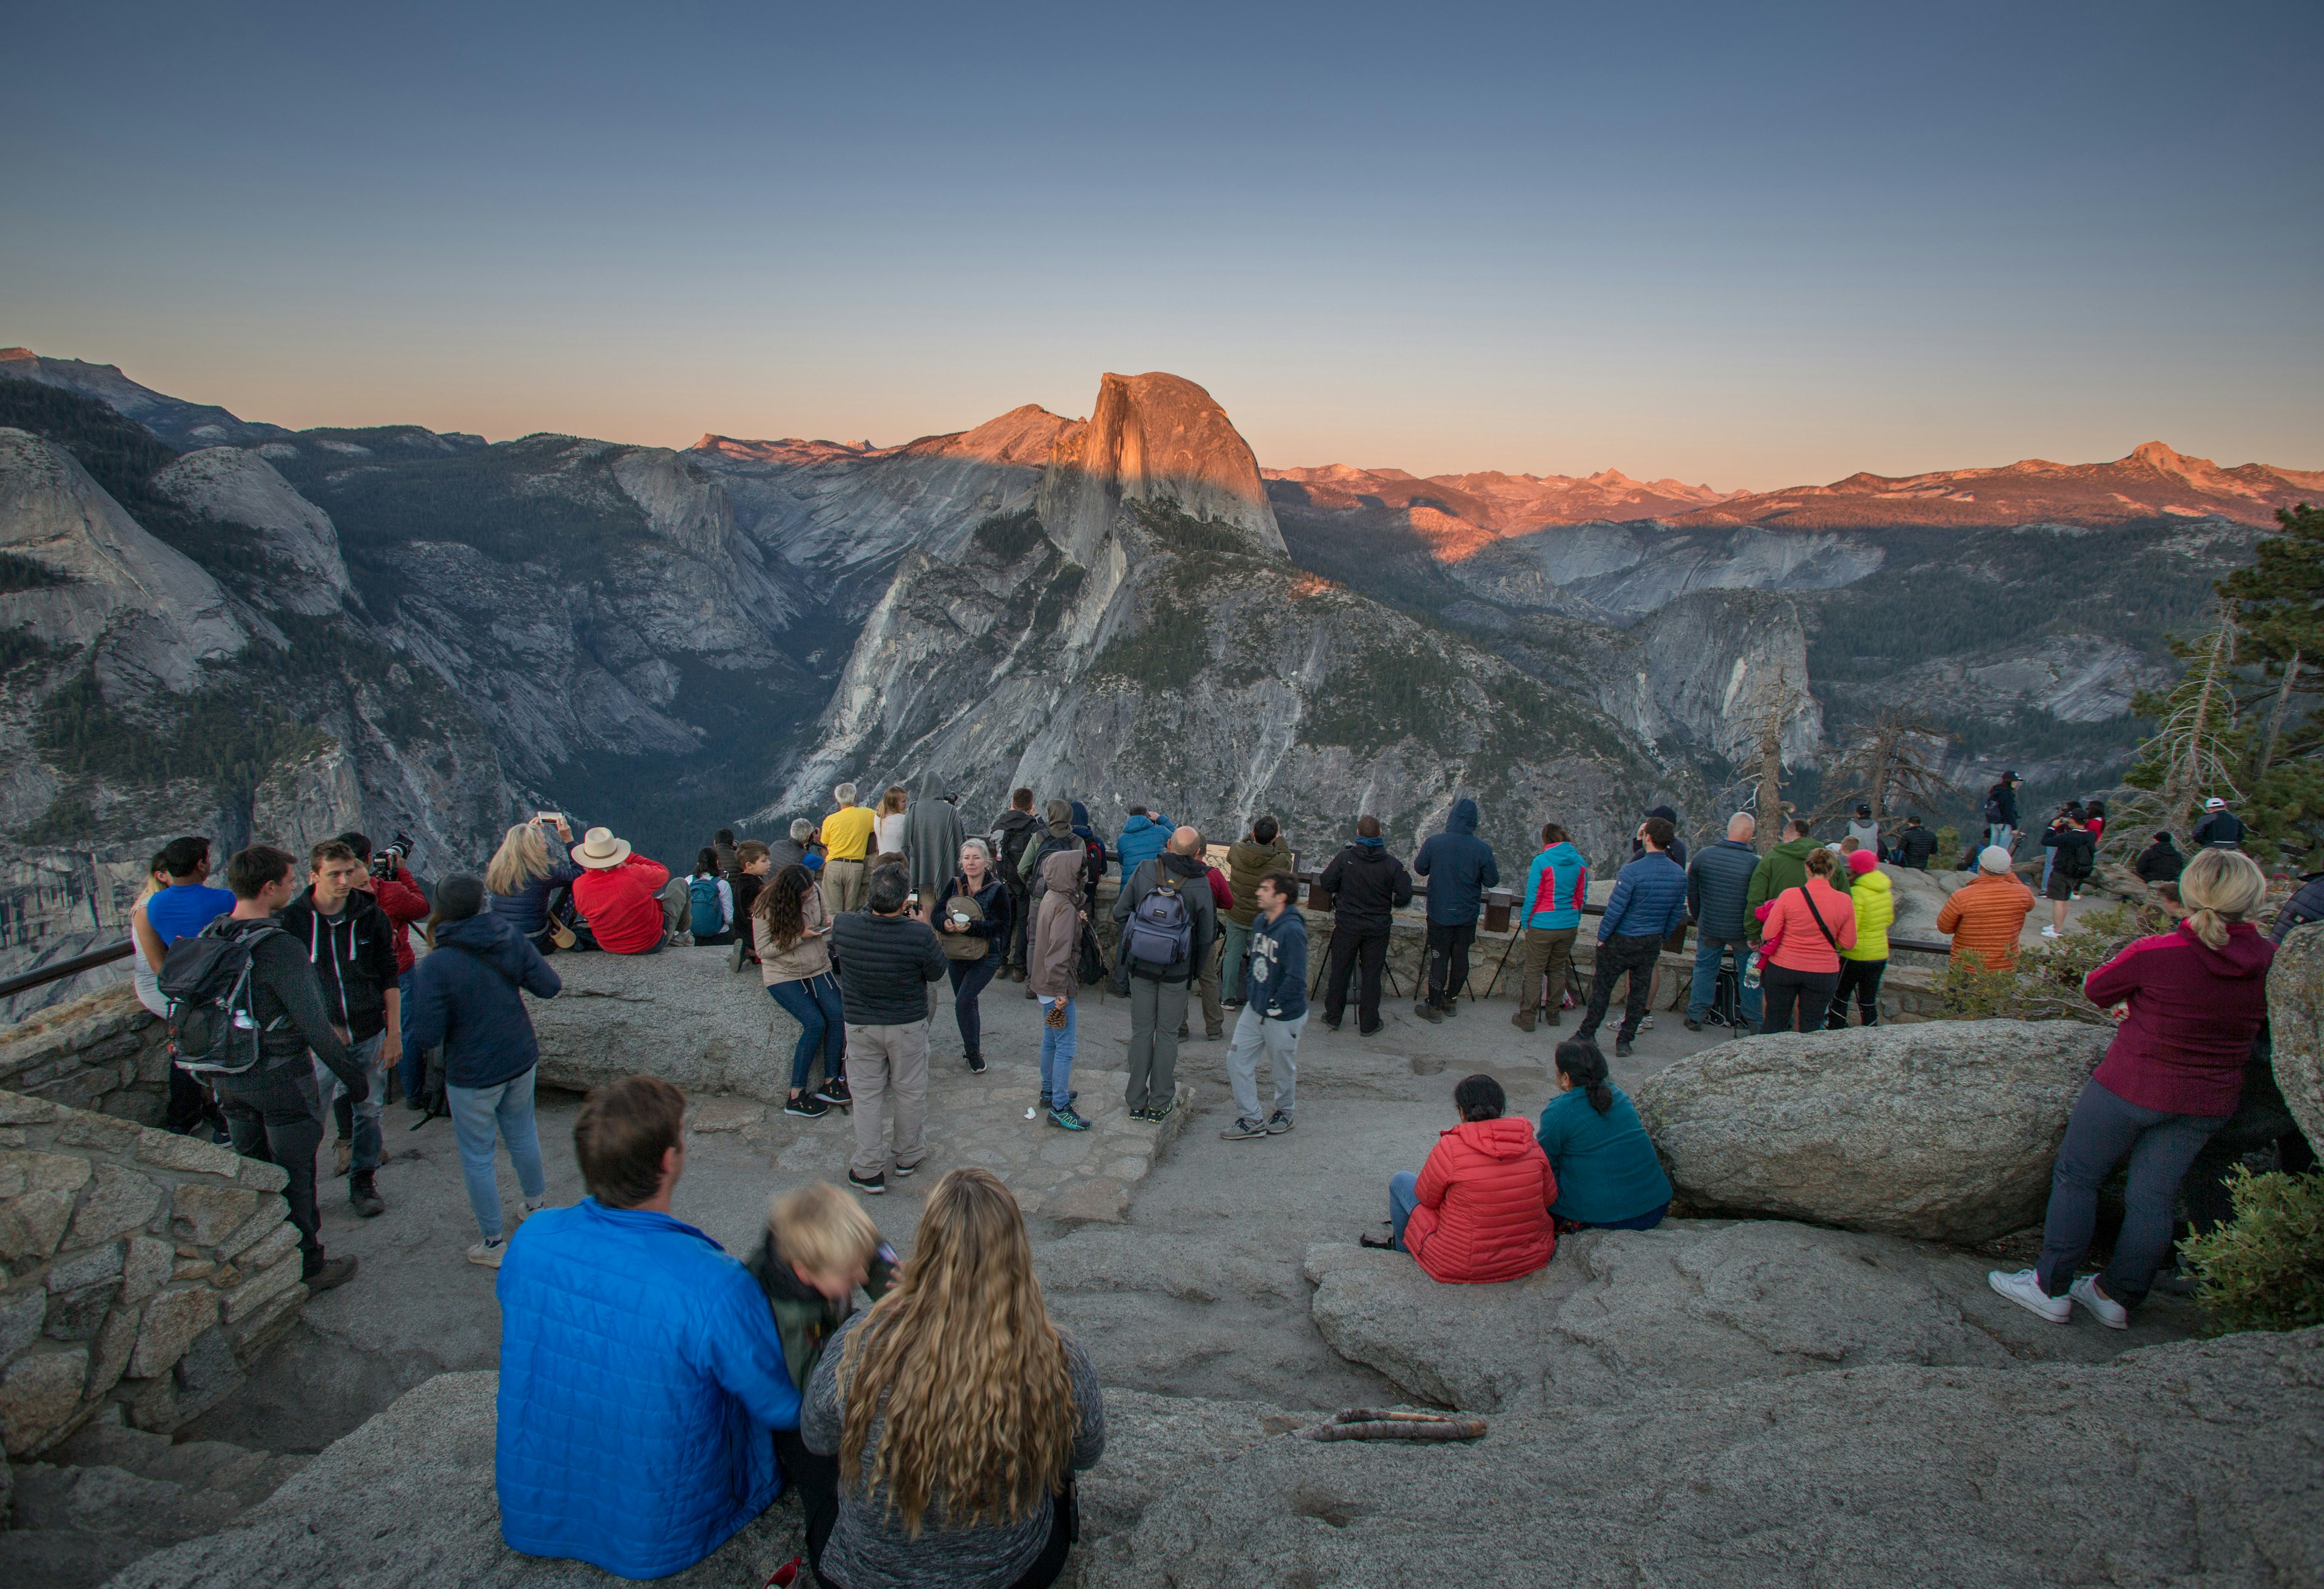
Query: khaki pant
845 1020 929 1178
1517 926 1578 1018
1186 937 1224 1038
822 858 868 915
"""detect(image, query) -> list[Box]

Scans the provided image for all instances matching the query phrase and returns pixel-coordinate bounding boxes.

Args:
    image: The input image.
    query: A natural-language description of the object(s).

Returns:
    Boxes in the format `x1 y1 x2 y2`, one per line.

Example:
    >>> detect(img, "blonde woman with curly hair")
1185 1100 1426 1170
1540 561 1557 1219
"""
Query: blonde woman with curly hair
1992 847 2275 1331
801 1166 1102 1588
484 815 580 953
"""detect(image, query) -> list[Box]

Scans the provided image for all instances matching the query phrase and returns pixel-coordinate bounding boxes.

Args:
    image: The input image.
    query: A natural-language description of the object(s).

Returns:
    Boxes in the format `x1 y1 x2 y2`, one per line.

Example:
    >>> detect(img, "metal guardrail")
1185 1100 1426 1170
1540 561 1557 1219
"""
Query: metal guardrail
0 941 136 1002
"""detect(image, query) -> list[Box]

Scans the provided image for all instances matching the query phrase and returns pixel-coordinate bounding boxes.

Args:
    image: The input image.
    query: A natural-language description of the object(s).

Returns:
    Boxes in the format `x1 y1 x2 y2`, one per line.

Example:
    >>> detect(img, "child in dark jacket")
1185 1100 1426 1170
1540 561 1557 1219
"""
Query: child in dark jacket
745 1183 898 1562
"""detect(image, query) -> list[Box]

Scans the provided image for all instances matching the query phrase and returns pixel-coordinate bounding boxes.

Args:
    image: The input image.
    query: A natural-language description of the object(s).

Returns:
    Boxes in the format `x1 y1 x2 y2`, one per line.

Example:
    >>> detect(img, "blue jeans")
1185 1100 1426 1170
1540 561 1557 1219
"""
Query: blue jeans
769 975 847 1091
1040 996 1077 1105
2037 1079 2226 1309
313 1031 386 1174
1389 1170 1420 1252
395 969 424 1102
1687 935 1762 1025
445 1067 547 1240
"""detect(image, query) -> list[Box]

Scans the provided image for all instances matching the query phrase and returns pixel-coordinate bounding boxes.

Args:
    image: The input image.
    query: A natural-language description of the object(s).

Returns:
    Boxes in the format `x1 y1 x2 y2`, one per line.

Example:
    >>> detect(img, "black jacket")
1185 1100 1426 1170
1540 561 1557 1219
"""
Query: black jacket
2193 809 2246 848
277 887 399 1041
2043 825 2096 880
211 916 359 1092
830 910 947 1025
989 809 1042 884
1985 781 2020 826
1895 825 1938 867
2135 838 2185 884
1110 852 1218 984
1318 843 1413 930
934 875 1014 958
2273 875 2324 943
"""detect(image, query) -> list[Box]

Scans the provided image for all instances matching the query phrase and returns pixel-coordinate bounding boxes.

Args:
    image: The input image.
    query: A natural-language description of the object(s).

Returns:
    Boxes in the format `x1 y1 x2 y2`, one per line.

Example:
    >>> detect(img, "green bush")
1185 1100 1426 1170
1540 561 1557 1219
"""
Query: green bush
2180 1168 2324 1334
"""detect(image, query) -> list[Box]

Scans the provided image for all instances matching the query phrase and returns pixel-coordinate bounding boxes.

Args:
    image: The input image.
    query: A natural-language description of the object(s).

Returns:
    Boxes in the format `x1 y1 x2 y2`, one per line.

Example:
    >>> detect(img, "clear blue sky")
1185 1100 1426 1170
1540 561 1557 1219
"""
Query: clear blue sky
4 1 2317 487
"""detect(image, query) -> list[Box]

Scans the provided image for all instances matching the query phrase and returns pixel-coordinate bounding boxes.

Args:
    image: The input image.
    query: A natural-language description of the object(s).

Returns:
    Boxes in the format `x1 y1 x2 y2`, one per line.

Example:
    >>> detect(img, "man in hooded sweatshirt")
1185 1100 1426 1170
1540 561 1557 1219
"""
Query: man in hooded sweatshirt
1114 806 1172 879
279 840 401 1218
902 783 967 920
1317 815 1415 1035
1512 823 1587 1033
1745 817 1820 939
1111 827 1218 1119
1411 797 1498 1021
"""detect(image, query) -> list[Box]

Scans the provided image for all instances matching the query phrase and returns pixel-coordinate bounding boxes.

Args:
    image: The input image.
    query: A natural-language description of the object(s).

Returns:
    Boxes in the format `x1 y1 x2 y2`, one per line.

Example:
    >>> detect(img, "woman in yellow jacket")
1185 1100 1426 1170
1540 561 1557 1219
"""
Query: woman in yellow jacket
1827 848 1893 1027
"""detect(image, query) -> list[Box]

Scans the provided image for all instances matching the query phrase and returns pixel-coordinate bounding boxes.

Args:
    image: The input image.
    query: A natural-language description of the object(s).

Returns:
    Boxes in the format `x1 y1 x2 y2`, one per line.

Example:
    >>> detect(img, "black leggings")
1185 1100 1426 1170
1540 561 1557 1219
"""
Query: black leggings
1760 965 1839 1034
948 953 1000 1058
1825 959 1887 1027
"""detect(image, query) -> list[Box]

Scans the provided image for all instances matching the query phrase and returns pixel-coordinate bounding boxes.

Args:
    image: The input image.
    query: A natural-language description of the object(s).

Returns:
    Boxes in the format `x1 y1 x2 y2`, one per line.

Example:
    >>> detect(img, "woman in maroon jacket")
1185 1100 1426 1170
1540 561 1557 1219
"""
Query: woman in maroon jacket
1377 1074 1558 1284
1991 848 2274 1329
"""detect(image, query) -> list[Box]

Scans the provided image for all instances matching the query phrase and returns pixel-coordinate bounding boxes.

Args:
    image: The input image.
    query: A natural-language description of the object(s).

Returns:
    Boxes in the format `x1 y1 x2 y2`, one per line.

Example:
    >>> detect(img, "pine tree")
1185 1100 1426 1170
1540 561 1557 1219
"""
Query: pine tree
2126 599 2243 846
2219 504 2324 864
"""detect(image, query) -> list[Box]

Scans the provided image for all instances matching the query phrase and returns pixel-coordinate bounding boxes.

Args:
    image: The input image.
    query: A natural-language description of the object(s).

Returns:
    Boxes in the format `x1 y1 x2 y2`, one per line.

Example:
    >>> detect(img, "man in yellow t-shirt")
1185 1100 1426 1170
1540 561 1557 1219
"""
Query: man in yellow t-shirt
819 783 878 913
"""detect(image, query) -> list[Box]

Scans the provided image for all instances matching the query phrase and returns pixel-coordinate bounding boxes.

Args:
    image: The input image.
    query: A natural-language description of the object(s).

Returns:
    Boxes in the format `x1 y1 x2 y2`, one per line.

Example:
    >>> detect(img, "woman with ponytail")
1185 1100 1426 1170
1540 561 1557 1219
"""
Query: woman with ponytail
801 1167 1102 1589
1991 847 2274 1331
1536 1039 1673 1231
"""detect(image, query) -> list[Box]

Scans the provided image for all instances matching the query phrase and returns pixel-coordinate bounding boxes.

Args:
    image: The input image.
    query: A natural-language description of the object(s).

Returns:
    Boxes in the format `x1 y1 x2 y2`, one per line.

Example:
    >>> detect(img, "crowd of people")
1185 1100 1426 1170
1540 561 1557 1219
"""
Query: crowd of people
111 764 2310 1587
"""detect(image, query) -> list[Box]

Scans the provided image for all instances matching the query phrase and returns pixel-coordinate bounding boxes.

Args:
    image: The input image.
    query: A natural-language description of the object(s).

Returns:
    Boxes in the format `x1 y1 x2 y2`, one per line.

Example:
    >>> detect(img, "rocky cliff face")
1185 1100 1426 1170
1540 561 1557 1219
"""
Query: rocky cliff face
1037 372 1285 568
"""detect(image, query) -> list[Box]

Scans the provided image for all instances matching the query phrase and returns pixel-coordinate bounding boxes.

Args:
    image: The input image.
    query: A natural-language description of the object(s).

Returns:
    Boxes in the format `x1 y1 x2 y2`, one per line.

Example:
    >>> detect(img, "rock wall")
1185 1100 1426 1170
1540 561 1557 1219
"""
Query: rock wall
0 984 171 1120
0 1090 306 1458
2268 923 2324 1153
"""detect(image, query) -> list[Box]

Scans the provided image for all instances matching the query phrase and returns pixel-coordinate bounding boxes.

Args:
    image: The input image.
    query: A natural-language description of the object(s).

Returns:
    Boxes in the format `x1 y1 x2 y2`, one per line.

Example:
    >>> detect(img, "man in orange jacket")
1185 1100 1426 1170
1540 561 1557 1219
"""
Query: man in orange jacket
1937 845 2037 971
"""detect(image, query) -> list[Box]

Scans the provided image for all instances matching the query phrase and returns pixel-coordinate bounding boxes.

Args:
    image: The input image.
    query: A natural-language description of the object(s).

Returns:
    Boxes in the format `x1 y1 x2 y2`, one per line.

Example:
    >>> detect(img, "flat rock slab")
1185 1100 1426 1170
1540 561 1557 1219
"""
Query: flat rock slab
1305 1217 2201 1413
1084 1327 2324 1588
522 947 796 1104
1635 1018 2110 1242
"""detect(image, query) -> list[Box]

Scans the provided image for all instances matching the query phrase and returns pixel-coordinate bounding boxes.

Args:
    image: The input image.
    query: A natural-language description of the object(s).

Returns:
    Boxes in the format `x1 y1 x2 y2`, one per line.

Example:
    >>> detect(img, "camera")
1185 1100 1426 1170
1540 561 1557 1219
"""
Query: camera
371 831 414 879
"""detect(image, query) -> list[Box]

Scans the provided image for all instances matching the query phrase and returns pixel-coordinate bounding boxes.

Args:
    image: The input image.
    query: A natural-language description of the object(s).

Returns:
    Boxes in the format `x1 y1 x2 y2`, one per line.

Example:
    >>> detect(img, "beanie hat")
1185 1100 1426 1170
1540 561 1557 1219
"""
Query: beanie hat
1978 846 2013 873
1846 848 1879 876
435 873 487 923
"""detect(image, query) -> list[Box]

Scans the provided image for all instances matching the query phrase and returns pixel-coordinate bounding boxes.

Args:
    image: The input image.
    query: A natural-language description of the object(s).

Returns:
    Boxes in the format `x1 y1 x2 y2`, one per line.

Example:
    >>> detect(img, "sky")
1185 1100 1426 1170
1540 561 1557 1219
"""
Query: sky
4 1 2319 489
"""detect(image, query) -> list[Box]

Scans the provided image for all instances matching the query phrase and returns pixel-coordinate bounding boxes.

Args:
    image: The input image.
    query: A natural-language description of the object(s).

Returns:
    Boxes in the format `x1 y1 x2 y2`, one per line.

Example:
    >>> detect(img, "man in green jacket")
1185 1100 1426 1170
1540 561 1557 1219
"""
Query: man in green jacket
1745 818 1820 941
1223 815 1293 1007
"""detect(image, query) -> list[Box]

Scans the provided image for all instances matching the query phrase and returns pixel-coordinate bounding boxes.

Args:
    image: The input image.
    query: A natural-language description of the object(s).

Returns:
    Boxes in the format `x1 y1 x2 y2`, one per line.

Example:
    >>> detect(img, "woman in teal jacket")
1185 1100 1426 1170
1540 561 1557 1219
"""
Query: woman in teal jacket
1535 1040 1672 1229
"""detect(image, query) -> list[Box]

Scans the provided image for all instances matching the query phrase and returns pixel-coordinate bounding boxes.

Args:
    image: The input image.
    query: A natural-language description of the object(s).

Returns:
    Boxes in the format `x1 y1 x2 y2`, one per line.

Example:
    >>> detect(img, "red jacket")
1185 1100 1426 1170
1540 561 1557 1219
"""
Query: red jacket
571 855 672 956
1206 867 1234 912
2084 921 2274 1117
365 871 431 975
1404 1117 1558 1285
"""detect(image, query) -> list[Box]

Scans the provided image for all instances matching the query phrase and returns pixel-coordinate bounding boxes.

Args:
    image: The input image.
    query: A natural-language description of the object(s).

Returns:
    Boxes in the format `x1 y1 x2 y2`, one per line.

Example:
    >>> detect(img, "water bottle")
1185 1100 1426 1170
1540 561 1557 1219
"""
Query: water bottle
1742 951 1762 991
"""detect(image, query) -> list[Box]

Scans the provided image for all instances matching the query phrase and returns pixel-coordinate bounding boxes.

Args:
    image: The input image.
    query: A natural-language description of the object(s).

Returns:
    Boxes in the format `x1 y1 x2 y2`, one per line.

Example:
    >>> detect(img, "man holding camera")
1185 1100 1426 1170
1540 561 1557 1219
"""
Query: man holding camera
281 840 402 1217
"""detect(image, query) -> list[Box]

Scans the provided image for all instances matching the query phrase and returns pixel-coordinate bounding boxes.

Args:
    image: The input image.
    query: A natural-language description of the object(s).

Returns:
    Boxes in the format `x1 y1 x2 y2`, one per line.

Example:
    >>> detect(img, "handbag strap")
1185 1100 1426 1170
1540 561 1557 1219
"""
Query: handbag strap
1798 885 1838 949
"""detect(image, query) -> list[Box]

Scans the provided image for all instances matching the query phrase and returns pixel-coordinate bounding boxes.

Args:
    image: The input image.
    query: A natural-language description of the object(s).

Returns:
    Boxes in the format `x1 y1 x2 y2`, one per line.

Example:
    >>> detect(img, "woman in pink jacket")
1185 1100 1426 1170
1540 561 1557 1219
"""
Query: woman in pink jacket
1756 847 1857 1034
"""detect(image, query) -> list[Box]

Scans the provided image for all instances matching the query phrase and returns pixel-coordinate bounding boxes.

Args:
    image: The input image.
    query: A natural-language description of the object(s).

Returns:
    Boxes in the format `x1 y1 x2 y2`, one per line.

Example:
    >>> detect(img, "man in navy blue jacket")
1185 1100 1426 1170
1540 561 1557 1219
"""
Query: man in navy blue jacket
497 1075 801 1579
1577 815 1689 1056
1411 797 1499 1022
1221 872 1308 1141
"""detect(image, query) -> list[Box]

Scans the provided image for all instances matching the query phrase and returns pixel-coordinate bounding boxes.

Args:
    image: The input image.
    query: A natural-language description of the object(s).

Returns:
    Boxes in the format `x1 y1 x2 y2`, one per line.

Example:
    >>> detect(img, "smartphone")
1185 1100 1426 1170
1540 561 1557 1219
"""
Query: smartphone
536 811 563 823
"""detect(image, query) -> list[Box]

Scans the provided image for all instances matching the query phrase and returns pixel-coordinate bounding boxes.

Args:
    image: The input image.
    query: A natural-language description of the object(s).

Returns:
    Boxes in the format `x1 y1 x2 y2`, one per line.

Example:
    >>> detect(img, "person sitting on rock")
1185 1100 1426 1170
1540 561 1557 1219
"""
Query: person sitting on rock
1373 1073 1558 1283
496 1076 801 1580
1536 1039 1672 1231
802 1167 1104 1589
568 827 674 955
1991 849 2276 1331
745 1182 898 1567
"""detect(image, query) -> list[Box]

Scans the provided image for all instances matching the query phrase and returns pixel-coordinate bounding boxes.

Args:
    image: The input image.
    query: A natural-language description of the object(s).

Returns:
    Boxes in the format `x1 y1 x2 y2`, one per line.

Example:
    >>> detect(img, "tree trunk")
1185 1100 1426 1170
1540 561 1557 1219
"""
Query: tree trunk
2257 650 2303 780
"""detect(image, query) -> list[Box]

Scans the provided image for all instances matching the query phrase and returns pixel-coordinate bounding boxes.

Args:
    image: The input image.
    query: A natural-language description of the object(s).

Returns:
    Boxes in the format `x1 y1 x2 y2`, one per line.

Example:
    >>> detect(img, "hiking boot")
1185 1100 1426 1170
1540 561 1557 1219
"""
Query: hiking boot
2069 1274 2130 1329
1683 1016 1703 1031
1615 1038 1635 1058
967 1052 988 1074
784 1093 830 1119
1265 1110 1294 1135
1357 1021 1384 1038
332 1137 353 1177
729 938 749 974
1544 1010 1563 1027
815 1077 851 1105
349 1172 384 1219
1177 1026 1191 1041
1219 1116 1269 1140
1439 998 1459 1018
1206 1027 1224 1041
1414 1001 1443 1024
1512 1008 1536 1033
303 1255 358 1292
1320 1016 1342 1032
848 1171 887 1196
465 1239 506 1269
1988 1268 2069 1323
1048 1105 1090 1131
1008 966 1028 982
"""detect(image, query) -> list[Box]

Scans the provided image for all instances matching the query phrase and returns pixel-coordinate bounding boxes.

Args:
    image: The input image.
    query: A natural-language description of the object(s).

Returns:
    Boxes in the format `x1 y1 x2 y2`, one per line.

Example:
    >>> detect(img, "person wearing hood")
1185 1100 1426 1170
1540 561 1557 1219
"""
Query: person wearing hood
902 783 967 918
403 873 562 1266
1111 828 1218 1120
1070 800 1107 867
1513 823 1587 1034
1029 847 1091 1130
1744 817 1819 935
1825 849 1892 1027
988 788 1043 979
1318 815 1415 1035
1991 850 2274 1330
2135 831 2185 887
280 840 402 1217
1411 797 1499 1021
1378 1074 1556 1285
1222 815 1293 1006
1114 805 1172 878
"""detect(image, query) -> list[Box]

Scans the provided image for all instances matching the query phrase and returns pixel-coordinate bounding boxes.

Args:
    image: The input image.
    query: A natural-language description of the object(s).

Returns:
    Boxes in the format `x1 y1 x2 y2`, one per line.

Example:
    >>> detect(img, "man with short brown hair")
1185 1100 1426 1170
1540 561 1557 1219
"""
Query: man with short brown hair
280 838 402 1216
497 1076 802 1579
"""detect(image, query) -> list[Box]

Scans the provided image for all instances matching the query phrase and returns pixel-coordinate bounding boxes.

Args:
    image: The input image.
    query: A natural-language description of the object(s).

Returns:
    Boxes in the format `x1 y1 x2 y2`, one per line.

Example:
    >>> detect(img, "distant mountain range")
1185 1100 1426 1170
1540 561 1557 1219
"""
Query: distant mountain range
1 340 2309 1006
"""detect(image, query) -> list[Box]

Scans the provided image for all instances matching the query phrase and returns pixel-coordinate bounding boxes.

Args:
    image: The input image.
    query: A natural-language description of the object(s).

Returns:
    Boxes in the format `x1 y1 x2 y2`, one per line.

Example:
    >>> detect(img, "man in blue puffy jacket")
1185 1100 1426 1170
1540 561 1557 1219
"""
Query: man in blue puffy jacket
1411 797 1499 1022
496 1076 801 1579
1685 812 1764 1031
1114 804 1173 878
1577 815 1689 1058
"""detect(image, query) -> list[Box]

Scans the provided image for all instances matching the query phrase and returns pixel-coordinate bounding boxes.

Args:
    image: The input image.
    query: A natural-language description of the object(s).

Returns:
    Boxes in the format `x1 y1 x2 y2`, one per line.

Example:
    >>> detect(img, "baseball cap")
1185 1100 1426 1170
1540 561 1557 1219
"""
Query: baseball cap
2204 797 2227 811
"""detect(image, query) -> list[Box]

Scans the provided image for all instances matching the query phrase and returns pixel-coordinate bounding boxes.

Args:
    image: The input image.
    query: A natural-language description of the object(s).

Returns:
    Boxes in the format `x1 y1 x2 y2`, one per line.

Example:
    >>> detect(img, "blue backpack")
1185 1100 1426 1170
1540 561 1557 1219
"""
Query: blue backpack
1121 875 1193 972
688 876 723 937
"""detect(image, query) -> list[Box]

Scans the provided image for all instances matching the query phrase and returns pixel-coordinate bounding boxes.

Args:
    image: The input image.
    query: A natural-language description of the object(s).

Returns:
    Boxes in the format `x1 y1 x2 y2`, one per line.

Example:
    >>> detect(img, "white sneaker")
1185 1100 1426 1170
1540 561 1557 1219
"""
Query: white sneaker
517 1197 547 1225
2069 1273 2129 1329
2040 926 2061 938
467 1238 507 1268
1988 1268 2069 1323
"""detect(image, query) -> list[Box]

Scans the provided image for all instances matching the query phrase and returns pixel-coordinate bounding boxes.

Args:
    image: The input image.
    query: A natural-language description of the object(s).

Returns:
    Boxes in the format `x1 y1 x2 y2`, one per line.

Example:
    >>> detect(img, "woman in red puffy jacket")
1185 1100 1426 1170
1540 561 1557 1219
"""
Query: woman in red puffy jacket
1381 1074 1558 1283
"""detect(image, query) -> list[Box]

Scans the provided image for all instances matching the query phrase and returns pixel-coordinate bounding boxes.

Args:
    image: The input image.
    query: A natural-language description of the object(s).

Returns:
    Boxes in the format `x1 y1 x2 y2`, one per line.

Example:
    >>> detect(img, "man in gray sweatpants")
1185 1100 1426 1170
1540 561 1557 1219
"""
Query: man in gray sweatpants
1111 828 1218 1120
1221 872 1309 1140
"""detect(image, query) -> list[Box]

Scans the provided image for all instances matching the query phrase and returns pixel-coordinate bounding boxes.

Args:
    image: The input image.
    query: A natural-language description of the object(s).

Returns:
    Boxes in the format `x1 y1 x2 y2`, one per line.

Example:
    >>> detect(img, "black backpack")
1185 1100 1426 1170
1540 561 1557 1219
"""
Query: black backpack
159 920 286 1078
991 817 1037 876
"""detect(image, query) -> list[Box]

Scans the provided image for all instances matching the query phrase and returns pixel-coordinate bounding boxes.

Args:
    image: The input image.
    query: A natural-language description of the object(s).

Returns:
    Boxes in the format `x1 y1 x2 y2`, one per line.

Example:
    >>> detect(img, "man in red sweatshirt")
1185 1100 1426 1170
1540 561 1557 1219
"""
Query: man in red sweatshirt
570 827 673 954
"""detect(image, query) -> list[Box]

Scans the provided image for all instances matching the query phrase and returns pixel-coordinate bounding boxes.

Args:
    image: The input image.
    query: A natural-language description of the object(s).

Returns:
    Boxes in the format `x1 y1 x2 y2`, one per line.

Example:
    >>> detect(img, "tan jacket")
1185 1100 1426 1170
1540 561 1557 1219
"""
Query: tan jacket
1030 850 1085 999
756 884 835 985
